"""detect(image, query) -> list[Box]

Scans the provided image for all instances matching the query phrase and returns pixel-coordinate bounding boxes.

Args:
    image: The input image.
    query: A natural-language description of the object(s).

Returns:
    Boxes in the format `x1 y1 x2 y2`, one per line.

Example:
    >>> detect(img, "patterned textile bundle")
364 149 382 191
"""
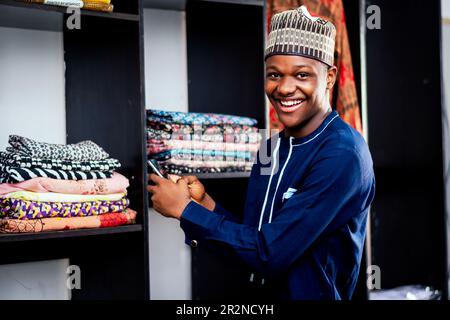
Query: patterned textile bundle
147 109 261 174
148 110 258 126
0 136 136 233
7 135 109 160
0 151 121 171
0 197 129 219
0 209 136 233
0 135 120 183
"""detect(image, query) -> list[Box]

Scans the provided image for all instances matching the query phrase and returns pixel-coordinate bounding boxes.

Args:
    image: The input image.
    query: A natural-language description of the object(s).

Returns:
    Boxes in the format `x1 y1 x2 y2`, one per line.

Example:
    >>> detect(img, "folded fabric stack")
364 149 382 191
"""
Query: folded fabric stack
147 109 261 175
0 135 135 233
18 0 114 13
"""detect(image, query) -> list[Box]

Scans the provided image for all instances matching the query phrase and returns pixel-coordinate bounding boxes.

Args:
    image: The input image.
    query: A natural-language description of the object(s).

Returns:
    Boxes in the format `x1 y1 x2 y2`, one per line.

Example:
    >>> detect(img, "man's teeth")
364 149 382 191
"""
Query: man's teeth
279 100 303 107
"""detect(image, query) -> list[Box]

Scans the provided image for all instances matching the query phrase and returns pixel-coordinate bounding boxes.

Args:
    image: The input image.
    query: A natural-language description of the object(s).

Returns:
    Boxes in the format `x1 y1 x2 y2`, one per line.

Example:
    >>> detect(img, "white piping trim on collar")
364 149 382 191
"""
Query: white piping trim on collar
258 137 281 231
268 137 294 224
292 114 339 147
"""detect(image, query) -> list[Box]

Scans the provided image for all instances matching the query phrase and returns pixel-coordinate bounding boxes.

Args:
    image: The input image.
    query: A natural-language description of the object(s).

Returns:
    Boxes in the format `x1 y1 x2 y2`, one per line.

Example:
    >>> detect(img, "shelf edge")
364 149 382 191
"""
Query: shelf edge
0 224 143 243
0 1 140 22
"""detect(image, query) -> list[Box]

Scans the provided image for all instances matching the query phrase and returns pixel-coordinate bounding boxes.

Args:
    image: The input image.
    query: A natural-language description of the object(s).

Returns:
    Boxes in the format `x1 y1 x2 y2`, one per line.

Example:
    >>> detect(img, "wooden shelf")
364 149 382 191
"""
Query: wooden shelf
0 0 140 22
0 224 143 243
193 171 251 179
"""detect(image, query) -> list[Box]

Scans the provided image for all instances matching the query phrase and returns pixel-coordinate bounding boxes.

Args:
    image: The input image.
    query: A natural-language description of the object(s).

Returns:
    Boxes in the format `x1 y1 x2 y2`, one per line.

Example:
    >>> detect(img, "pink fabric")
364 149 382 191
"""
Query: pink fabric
0 172 129 196
147 140 260 154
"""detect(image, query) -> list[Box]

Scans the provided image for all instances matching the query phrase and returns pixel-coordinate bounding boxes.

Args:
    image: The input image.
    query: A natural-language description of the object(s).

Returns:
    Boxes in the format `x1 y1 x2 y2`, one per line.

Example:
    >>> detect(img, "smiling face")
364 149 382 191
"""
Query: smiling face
265 55 337 138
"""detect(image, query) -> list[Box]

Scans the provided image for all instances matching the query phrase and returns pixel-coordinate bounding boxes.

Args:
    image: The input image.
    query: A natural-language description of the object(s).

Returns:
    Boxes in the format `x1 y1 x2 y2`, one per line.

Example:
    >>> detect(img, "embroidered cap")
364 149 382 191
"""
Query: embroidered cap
265 6 336 67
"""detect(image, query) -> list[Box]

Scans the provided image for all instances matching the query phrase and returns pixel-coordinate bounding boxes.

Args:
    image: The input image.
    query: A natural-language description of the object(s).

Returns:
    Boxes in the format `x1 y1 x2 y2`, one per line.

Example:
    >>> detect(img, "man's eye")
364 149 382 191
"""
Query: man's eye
267 73 280 79
297 73 309 79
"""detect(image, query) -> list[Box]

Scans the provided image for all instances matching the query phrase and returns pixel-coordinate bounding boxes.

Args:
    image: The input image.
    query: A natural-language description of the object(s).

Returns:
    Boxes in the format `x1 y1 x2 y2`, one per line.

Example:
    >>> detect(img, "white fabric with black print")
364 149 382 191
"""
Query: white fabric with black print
7 135 110 161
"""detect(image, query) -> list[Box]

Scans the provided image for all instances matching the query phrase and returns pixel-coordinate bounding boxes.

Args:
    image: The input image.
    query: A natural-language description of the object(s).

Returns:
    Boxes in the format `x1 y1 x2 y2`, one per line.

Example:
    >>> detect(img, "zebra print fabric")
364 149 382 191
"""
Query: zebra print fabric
0 167 113 183
0 152 121 172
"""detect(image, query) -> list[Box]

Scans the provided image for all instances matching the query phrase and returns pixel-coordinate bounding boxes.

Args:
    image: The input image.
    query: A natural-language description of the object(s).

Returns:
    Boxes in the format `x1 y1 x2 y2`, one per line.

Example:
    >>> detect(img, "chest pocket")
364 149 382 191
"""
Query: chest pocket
282 187 298 202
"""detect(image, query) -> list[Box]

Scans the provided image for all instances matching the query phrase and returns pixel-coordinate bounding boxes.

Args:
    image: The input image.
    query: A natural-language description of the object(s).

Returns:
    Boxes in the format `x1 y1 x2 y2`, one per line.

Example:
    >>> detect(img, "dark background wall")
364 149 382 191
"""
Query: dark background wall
366 0 448 297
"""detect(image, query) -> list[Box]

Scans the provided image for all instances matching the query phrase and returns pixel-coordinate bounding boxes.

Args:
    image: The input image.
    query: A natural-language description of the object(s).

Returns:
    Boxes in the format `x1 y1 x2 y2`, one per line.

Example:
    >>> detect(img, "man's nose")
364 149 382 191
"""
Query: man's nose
277 77 296 96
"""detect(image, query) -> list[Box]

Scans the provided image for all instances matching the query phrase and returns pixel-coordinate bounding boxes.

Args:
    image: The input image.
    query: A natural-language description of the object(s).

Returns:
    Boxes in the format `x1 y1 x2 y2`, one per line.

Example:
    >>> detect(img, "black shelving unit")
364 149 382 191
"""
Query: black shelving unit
194 172 251 179
0 225 143 243
185 0 266 300
0 0 149 299
366 0 449 299
2 0 408 301
140 0 265 301
0 0 139 20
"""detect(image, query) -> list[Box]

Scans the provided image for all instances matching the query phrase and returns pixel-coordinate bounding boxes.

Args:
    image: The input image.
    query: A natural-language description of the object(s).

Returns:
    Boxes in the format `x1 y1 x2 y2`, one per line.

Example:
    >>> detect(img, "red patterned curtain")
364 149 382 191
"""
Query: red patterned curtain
266 0 363 135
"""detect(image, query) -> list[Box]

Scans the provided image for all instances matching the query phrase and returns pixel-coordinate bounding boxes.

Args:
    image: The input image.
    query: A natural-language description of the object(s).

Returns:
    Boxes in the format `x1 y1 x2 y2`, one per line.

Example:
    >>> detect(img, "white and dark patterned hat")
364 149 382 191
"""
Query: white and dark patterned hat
265 6 336 67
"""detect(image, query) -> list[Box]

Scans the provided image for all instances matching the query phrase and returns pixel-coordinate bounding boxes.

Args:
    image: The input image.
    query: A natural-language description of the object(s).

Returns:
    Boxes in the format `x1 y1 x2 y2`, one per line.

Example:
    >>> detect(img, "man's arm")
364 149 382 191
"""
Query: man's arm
183 176 242 223
180 146 375 277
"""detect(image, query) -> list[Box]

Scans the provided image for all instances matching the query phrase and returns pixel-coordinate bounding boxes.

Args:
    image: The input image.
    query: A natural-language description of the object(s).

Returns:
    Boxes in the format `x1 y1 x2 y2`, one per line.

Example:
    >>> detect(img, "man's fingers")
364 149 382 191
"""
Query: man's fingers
182 175 199 185
176 177 188 188
148 173 164 185
168 174 181 183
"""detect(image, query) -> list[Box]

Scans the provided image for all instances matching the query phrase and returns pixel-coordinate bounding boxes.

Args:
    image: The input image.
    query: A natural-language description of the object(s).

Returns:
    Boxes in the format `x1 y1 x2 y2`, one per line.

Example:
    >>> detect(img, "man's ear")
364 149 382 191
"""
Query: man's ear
326 66 338 90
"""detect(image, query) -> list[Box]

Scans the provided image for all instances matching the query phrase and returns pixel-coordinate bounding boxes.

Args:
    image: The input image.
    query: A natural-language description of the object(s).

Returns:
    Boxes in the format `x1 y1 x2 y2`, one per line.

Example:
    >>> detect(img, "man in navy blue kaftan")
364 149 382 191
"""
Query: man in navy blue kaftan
148 6 375 300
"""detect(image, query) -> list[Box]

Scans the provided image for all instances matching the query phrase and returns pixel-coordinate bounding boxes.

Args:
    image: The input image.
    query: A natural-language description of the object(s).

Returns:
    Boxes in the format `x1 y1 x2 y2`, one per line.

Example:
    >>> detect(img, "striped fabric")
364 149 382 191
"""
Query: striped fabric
0 167 113 183
0 152 121 172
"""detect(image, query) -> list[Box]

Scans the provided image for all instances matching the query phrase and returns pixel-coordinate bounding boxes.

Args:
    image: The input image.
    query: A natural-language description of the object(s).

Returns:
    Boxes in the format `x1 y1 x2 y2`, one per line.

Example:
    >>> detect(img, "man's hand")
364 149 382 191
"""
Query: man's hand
147 174 191 220
181 176 216 211
181 175 206 202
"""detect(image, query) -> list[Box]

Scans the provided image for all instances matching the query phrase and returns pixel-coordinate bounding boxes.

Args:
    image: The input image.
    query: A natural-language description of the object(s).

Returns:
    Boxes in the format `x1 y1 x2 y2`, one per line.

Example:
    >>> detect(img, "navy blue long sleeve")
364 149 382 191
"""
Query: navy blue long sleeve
213 202 241 223
180 111 375 300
